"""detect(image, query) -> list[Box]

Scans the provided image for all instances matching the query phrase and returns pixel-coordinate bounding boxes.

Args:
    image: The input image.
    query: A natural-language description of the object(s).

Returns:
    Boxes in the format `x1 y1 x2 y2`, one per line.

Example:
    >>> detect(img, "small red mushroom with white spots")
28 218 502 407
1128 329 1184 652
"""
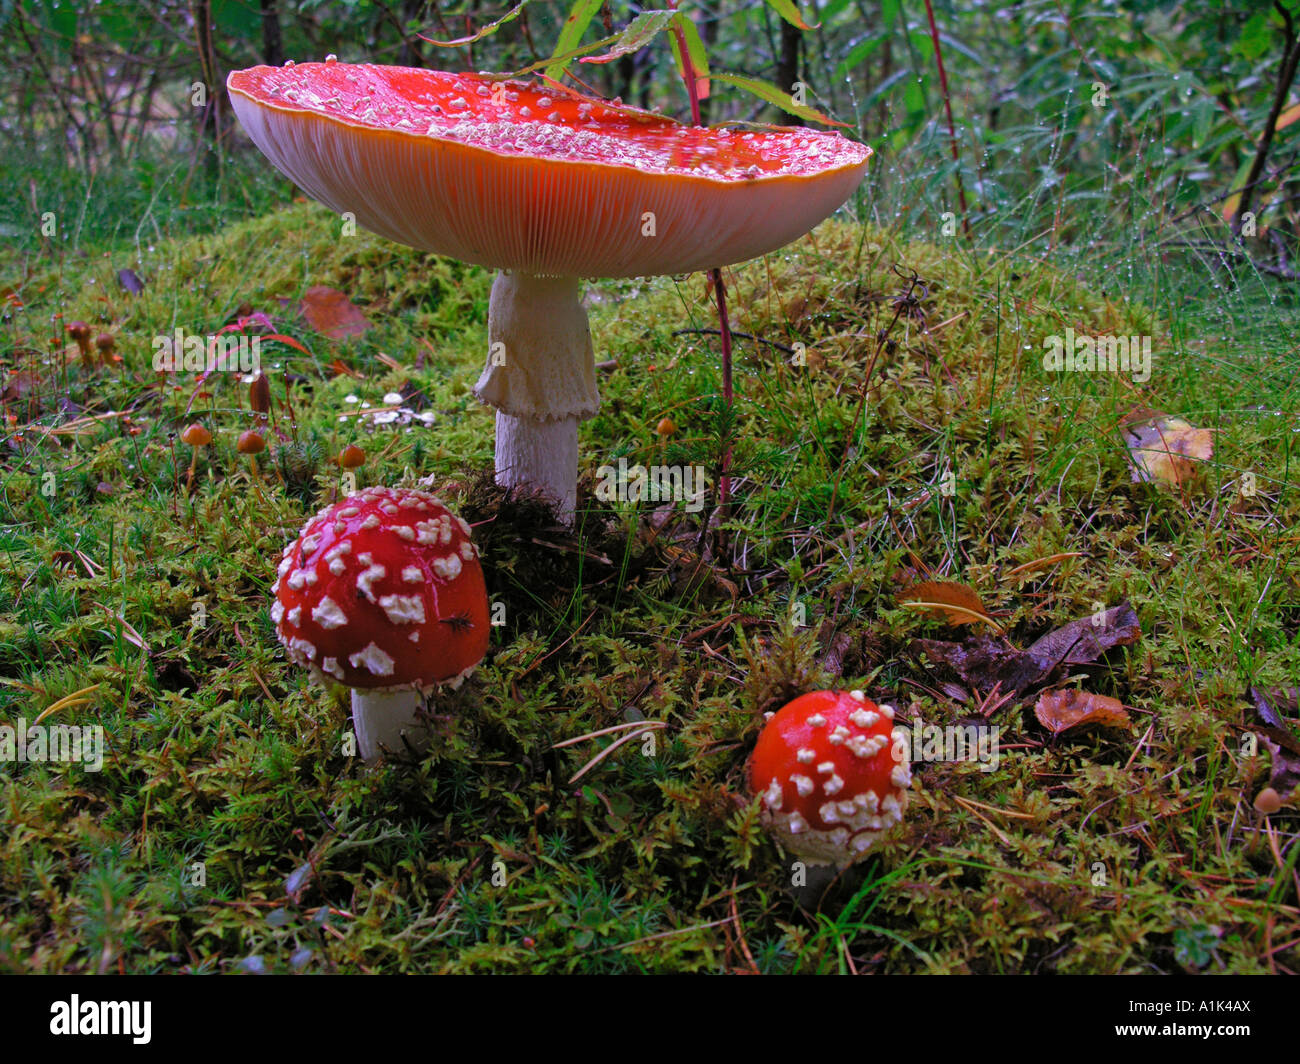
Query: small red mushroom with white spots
749 689 911 868
272 485 489 762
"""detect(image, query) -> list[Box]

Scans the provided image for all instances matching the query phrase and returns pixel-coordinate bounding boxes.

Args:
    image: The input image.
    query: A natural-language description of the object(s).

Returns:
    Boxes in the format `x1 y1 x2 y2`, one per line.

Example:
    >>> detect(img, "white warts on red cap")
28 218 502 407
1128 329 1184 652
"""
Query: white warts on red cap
432 554 463 581
348 642 395 677
356 561 386 601
378 593 425 625
311 596 348 630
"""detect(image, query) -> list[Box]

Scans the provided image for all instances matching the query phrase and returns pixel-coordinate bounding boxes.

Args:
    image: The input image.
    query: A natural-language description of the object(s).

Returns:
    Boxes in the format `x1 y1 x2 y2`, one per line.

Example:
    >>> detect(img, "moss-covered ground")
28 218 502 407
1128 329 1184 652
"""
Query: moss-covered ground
2 199 1298 973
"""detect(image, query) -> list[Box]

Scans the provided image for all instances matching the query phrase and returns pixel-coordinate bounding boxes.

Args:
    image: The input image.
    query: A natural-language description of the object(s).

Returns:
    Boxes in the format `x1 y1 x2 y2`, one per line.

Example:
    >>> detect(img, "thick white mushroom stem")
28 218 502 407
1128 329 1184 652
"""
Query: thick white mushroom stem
351 688 426 764
473 272 600 521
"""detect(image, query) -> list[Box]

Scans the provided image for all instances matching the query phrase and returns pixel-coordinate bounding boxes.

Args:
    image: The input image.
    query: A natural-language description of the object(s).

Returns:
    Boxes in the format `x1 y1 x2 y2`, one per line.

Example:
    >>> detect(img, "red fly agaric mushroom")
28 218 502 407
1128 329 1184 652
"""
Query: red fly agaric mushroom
749 689 911 868
226 63 870 519
272 485 488 762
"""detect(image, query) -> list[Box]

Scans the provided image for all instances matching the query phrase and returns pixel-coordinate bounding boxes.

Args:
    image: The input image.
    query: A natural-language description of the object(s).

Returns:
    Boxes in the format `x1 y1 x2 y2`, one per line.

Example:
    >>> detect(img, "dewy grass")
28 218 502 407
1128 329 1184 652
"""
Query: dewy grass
0 178 1297 973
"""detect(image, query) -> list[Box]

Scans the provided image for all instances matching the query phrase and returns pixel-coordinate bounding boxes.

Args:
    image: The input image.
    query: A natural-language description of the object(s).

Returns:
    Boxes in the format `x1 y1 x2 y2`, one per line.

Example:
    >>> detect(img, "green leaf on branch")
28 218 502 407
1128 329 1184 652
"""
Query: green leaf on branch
546 0 605 81
420 0 532 47
711 72 849 127
511 32 623 76
669 11 711 99
762 0 819 31
578 10 676 66
835 35 885 78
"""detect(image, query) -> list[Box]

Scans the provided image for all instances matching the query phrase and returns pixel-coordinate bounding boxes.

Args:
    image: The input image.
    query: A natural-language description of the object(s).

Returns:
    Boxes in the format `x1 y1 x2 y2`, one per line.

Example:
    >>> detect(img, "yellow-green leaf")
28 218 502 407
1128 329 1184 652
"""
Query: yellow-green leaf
578 10 675 66
763 0 819 30
421 0 531 47
545 0 605 81
711 71 849 127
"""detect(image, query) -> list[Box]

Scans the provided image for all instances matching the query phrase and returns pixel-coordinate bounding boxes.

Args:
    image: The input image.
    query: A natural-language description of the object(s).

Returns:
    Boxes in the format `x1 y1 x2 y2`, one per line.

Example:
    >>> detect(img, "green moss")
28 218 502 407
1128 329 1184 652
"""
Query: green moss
0 201 1297 973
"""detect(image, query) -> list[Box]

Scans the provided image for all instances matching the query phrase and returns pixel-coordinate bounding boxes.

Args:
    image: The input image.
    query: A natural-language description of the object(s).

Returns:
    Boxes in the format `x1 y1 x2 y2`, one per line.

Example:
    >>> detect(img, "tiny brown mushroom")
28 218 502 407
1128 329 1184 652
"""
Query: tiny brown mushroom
1254 787 1282 815
338 444 366 469
66 322 93 366
181 423 212 491
181 423 212 447
237 429 266 455
94 333 116 366
238 429 268 490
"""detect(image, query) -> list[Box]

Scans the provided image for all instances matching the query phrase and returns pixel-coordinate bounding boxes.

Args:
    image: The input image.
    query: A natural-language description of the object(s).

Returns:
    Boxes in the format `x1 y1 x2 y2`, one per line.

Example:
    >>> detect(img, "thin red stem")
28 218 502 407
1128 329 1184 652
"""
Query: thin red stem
922 0 970 237
667 1 733 519
712 268 733 510
666 1 703 124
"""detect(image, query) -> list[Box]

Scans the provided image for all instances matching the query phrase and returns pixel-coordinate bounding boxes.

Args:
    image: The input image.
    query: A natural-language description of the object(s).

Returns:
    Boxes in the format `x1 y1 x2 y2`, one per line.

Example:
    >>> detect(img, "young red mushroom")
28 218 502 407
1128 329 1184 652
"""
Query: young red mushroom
227 63 870 520
749 689 911 868
272 485 489 762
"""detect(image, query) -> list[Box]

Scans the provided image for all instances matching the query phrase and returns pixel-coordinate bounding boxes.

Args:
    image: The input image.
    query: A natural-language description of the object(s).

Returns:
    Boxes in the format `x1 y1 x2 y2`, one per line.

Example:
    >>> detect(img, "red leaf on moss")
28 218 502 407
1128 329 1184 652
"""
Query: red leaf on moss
299 286 371 340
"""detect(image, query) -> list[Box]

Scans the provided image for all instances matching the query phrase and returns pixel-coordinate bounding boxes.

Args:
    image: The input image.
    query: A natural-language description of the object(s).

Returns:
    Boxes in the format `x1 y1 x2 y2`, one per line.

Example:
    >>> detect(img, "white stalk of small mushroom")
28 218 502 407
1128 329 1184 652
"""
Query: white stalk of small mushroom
473 272 599 522
336 566 475 765
350 686 427 765
281 589 440 765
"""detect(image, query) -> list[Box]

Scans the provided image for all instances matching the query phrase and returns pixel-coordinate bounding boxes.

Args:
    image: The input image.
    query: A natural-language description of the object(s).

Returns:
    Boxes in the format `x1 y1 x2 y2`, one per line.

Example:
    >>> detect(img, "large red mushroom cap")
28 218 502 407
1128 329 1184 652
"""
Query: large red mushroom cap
749 689 911 868
272 485 488 692
229 61 871 523
225 63 870 278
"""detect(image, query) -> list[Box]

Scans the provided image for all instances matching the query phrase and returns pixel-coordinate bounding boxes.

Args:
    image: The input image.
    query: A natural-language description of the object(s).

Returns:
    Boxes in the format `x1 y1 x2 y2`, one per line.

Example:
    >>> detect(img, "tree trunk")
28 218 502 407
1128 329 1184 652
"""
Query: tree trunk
399 0 426 67
260 0 284 66
698 6 717 124
777 18 804 127
192 0 225 179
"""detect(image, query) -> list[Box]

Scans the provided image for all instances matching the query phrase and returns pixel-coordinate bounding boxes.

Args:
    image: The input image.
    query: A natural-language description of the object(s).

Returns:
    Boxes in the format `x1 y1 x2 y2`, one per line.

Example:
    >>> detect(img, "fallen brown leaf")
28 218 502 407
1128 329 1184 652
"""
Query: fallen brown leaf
1125 415 1213 488
913 634 1045 697
1025 603 1142 667
913 602 1141 702
299 285 371 340
1034 688 1132 735
116 268 145 295
897 580 1000 630
329 358 364 380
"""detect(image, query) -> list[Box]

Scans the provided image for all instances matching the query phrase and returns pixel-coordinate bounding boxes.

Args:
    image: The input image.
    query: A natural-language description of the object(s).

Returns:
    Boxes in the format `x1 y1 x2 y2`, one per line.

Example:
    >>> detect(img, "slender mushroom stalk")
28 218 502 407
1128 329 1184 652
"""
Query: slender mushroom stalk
180 422 212 492
349 686 424 762
227 64 870 522
475 272 598 515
